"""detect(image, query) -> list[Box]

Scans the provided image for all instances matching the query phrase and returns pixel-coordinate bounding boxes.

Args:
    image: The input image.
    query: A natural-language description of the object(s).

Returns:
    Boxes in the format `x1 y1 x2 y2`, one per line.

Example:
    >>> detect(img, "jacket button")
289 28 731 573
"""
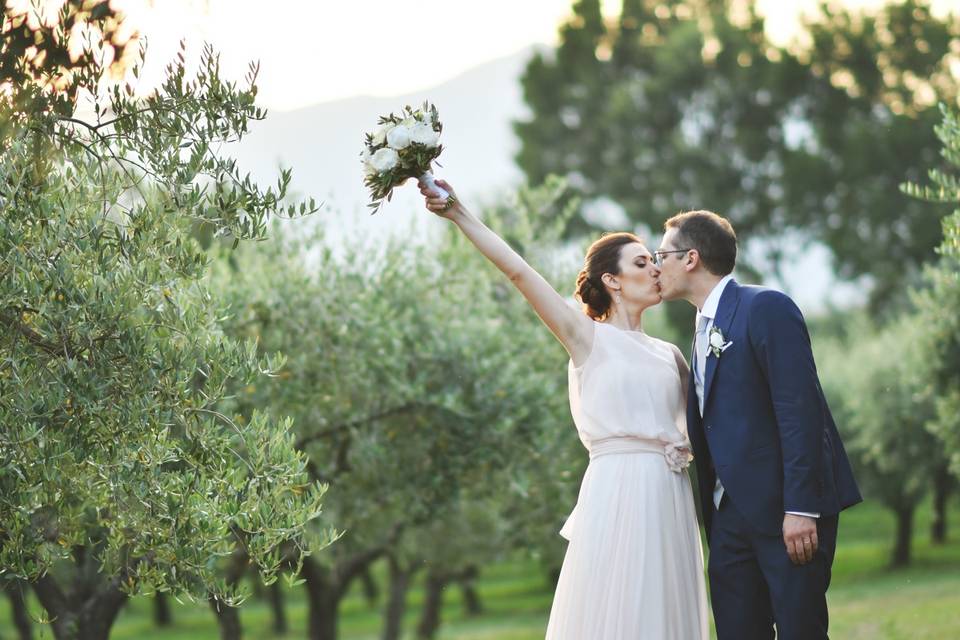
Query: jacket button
706 425 712 430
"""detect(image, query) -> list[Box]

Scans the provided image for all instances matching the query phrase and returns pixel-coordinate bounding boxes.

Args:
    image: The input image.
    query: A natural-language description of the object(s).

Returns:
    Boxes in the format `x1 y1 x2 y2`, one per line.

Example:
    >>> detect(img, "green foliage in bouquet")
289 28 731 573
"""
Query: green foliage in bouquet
362 101 444 212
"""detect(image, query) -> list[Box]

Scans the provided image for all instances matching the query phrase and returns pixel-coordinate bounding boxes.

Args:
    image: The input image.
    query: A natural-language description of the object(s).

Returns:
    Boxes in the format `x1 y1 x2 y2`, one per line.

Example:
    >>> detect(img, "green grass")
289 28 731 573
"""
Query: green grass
5 498 960 639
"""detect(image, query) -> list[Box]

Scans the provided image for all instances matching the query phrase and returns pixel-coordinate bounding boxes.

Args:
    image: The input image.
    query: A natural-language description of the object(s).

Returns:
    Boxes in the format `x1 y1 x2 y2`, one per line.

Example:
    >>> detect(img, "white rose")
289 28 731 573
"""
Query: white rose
709 330 726 350
369 148 399 173
360 148 377 176
372 123 393 146
402 116 417 127
386 124 413 150
410 122 440 147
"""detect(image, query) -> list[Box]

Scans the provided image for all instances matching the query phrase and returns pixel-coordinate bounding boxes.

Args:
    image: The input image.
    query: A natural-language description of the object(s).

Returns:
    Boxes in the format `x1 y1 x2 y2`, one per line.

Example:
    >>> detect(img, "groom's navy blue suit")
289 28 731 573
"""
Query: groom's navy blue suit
686 280 861 640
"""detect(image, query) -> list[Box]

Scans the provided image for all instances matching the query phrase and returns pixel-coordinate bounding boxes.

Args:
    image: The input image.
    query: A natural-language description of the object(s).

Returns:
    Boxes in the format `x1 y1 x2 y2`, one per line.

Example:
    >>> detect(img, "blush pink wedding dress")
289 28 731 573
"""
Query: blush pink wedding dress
545 322 709 640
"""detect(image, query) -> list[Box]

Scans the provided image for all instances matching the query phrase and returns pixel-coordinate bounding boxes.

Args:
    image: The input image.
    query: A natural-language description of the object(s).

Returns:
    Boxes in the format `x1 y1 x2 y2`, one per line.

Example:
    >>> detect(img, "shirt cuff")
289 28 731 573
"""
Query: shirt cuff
785 511 820 518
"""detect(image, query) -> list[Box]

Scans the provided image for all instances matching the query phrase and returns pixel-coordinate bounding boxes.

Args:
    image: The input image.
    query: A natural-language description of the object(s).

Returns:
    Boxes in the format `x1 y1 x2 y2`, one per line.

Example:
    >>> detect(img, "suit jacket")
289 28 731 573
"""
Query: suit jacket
687 280 862 537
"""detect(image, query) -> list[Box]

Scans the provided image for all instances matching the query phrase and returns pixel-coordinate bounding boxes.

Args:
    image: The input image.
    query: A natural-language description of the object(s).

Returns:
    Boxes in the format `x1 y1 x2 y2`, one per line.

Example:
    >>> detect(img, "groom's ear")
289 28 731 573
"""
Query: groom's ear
685 249 700 272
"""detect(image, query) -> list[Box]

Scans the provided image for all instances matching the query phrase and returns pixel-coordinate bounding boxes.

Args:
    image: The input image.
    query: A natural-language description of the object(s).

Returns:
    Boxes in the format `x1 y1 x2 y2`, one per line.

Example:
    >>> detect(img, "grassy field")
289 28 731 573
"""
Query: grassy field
4 498 959 639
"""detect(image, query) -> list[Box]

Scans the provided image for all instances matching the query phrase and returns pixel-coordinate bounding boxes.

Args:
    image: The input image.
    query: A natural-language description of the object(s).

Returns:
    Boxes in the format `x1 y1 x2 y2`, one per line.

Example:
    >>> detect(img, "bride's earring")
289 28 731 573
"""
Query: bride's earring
616 292 622 305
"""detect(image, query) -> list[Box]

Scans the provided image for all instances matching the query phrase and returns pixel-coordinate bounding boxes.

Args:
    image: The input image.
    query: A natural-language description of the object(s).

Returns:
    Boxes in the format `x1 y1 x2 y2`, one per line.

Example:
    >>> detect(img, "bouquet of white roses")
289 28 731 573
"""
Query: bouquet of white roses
361 102 453 213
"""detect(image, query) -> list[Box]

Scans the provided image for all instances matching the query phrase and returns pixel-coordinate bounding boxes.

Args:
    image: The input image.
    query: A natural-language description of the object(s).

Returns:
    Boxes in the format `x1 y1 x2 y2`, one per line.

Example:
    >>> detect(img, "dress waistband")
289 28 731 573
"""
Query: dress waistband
588 436 665 461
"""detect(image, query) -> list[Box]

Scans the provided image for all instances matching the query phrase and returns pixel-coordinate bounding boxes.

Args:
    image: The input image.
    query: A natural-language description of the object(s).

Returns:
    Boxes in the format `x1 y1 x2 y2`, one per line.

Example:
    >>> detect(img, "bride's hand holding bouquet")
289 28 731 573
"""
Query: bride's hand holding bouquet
418 177 461 219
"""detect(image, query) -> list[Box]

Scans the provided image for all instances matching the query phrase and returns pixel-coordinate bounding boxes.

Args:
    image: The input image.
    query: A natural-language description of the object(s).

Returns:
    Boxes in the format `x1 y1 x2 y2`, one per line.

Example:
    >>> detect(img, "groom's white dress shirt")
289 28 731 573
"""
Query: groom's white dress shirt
693 275 818 519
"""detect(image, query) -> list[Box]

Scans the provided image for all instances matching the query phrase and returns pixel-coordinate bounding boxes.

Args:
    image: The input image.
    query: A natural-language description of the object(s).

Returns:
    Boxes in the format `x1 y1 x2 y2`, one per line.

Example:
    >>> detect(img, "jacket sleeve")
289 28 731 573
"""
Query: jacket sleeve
747 290 823 513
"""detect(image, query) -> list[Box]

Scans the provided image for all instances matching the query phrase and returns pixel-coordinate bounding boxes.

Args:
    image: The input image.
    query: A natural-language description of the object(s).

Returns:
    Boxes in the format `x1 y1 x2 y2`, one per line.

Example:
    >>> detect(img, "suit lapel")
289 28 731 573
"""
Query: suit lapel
702 280 740 412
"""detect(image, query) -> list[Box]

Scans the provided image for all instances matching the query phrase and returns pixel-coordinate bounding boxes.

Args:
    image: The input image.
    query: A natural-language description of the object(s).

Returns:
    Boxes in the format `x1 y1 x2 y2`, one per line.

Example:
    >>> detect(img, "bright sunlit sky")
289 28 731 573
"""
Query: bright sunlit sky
128 0 955 111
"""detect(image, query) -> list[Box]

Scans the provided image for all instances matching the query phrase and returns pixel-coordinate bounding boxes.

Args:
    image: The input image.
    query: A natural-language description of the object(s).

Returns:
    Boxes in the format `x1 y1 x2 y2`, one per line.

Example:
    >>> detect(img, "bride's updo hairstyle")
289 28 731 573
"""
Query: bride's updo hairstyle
574 232 643 320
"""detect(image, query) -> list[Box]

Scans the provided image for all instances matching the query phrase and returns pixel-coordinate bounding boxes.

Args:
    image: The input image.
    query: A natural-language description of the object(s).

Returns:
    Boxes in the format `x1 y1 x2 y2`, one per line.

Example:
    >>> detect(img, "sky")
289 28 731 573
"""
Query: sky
127 0 956 111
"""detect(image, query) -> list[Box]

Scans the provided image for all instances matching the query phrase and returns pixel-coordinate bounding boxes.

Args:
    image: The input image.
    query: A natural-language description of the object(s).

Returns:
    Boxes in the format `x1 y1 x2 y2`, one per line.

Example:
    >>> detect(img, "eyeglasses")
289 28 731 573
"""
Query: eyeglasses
653 249 691 266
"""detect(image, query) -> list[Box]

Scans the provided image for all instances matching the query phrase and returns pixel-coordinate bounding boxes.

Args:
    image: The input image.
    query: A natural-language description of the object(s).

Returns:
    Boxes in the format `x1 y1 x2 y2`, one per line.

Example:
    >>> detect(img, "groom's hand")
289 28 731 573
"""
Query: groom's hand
783 514 818 565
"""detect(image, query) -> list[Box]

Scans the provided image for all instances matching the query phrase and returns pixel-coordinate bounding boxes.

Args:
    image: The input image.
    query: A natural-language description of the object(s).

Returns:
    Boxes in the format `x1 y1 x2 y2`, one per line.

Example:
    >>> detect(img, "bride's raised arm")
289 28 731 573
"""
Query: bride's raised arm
419 178 593 364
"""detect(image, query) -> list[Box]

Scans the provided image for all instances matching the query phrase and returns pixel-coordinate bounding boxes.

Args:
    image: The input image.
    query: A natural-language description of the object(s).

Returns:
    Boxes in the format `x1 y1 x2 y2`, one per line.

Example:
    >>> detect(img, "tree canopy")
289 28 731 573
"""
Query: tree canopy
516 0 958 306
1 4 328 638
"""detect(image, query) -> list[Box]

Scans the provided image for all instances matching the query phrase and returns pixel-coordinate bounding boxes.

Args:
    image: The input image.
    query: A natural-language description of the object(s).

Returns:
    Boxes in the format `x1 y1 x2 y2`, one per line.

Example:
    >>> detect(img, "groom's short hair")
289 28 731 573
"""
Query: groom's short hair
664 210 737 276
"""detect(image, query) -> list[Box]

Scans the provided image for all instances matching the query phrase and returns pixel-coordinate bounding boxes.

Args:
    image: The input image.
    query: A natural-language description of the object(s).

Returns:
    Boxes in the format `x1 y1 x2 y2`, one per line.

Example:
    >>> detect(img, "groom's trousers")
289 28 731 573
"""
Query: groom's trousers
707 494 839 640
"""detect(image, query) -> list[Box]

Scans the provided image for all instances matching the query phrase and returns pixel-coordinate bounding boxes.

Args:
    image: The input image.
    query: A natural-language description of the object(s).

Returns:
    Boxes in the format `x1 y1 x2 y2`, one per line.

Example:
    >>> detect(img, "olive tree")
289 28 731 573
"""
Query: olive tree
903 104 960 542
817 316 938 566
0 5 329 638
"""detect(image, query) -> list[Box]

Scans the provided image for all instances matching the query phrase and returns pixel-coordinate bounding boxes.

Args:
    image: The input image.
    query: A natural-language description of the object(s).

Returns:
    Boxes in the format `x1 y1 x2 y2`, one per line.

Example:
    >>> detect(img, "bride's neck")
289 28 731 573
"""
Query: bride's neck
605 304 644 332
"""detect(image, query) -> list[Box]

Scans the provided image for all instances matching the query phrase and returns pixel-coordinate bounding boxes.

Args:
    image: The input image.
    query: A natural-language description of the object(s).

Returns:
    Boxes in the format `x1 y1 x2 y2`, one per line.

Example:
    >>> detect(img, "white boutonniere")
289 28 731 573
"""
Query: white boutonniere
708 326 734 358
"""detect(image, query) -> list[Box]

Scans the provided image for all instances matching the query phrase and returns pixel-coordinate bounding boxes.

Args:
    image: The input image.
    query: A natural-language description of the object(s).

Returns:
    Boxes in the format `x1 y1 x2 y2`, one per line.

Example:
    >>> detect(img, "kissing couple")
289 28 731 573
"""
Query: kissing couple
418 177 862 639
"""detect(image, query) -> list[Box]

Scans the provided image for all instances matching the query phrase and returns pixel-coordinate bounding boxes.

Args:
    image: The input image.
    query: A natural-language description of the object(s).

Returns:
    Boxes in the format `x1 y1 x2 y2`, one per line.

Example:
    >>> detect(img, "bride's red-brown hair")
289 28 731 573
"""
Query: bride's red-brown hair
574 232 644 320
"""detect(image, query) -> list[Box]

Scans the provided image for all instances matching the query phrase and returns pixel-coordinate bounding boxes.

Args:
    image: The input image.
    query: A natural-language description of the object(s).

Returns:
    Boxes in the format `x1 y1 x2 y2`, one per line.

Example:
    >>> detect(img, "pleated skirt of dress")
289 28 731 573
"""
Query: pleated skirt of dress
544 452 709 640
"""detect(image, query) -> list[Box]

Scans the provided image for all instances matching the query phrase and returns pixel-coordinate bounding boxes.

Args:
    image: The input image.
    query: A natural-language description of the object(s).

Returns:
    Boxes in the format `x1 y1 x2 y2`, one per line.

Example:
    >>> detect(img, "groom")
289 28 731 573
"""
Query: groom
655 210 862 640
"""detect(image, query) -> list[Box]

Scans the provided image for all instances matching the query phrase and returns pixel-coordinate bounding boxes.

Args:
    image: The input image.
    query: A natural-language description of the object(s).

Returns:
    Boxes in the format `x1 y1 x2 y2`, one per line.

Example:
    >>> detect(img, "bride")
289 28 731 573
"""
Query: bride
418 178 709 639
